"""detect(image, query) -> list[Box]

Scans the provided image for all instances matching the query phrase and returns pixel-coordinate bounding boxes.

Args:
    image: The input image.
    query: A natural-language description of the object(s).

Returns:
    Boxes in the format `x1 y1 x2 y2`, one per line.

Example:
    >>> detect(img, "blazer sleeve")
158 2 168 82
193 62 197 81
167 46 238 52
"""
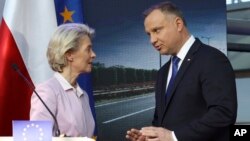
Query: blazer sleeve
152 71 160 127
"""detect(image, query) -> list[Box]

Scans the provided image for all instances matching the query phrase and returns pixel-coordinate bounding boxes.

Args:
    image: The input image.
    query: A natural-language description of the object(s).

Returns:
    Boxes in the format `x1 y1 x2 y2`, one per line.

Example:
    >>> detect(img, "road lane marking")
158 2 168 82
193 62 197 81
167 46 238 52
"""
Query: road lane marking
95 94 154 108
102 106 154 124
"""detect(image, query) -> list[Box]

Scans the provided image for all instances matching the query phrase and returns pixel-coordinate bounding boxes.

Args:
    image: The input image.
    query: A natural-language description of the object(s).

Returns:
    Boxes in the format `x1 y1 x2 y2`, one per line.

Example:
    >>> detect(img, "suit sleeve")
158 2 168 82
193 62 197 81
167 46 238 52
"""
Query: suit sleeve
152 65 167 127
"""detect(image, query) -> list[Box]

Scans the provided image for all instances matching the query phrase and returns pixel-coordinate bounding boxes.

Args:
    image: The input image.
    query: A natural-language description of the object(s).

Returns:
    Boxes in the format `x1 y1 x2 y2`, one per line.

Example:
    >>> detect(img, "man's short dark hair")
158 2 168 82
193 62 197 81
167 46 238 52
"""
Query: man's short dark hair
143 1 187 26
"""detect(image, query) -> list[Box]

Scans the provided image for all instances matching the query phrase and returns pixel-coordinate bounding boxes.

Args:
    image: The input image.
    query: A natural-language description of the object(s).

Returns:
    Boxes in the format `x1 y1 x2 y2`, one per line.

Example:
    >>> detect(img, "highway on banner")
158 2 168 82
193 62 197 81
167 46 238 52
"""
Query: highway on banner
95 93 155 141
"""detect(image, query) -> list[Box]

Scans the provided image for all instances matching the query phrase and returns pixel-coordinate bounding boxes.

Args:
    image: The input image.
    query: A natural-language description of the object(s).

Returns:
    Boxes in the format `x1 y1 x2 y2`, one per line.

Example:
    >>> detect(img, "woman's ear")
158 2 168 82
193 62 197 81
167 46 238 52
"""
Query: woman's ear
65 52 74 62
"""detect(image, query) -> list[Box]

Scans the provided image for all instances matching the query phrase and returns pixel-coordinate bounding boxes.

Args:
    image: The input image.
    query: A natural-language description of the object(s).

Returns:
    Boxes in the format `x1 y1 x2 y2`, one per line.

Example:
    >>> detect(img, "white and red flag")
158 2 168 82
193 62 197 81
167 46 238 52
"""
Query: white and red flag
0 0 57 135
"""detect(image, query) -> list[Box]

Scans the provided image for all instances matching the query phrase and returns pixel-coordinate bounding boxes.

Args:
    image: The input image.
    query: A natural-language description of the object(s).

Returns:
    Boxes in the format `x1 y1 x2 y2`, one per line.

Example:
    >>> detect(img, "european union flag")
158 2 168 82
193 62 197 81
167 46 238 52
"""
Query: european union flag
13 120 52 141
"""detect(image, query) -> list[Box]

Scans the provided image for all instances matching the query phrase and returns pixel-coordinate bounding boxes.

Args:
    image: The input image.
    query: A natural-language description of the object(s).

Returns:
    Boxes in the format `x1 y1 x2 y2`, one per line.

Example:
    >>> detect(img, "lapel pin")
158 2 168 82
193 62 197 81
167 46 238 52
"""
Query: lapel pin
187 58 191 61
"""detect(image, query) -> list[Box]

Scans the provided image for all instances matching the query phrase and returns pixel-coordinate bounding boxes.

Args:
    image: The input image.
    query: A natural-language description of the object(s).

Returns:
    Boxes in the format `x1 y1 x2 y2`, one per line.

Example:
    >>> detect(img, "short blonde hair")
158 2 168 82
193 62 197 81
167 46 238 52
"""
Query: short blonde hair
47 23 95 72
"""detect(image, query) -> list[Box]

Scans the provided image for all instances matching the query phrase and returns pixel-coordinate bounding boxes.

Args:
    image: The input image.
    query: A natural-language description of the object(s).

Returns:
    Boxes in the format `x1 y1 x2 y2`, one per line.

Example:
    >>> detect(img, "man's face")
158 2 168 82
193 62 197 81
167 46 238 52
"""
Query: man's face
144 9 180 55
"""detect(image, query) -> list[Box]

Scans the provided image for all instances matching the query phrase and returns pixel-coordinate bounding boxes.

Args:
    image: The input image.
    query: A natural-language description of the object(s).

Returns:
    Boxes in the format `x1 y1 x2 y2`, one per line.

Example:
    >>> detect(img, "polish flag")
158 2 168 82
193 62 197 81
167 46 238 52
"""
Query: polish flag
0 0 57 135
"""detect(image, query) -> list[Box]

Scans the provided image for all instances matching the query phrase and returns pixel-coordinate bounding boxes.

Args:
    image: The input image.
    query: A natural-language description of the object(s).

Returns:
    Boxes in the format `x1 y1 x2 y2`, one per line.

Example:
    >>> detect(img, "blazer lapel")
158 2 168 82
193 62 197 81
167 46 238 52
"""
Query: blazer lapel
161 39 202 124
158 61 170 122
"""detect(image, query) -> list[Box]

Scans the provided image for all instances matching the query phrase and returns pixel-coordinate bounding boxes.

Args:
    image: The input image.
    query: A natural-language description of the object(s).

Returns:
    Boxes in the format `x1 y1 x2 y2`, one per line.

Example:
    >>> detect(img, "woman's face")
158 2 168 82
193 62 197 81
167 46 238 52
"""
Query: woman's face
69 36 96 73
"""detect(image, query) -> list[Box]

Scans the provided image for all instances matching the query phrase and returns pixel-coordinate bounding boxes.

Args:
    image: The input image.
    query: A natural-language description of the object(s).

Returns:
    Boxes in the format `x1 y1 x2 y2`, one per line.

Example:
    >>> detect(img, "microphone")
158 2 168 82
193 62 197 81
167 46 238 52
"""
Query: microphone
12 63 61 136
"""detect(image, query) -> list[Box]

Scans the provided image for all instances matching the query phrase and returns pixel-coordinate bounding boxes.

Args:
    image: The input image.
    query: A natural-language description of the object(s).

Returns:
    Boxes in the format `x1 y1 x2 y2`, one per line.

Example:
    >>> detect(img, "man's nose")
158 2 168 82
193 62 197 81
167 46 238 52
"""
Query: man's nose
150 35 157 45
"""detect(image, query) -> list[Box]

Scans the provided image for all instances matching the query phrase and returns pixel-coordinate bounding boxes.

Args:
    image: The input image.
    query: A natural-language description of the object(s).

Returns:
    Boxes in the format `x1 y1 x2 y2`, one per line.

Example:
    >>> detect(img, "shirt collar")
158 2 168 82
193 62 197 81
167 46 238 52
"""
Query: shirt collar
54 72 83 97
176 35 195 60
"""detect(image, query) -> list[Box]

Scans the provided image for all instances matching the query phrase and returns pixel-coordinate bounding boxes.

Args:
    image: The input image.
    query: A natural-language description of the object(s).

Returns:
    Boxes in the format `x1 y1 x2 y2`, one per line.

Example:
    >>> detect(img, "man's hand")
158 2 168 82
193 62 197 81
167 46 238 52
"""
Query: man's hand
126 128 145 141
140 126 174 141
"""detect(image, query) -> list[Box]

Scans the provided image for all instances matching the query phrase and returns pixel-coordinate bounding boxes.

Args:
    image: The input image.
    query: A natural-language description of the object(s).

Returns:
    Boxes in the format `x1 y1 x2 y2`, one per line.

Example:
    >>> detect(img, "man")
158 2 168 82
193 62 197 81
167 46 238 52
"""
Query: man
126 1 237 141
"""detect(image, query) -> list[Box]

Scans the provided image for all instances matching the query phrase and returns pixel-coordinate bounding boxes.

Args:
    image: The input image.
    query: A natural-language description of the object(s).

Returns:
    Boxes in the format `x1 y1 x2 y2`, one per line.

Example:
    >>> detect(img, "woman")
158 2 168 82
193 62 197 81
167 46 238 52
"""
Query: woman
30 23 96 138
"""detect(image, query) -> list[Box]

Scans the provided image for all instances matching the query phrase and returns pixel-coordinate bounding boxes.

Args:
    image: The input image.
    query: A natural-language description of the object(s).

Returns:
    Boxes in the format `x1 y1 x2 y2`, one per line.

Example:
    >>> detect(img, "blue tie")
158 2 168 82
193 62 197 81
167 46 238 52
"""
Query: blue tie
166 56 180 98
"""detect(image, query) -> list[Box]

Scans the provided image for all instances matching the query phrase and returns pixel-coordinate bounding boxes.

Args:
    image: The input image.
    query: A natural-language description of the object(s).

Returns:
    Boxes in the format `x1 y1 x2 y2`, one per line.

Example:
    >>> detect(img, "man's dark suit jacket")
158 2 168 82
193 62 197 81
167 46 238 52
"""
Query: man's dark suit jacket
152 39 237 141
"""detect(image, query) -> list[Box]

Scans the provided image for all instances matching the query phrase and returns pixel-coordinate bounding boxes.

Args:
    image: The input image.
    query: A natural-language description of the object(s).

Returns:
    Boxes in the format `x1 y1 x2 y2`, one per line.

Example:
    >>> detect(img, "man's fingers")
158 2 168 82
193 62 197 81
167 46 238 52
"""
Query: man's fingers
126 128 142 141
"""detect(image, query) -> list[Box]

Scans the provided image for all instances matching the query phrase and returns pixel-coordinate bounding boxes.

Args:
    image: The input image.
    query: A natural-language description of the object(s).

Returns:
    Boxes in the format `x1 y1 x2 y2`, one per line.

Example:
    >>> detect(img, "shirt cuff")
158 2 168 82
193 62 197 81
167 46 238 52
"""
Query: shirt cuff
172 131 178 141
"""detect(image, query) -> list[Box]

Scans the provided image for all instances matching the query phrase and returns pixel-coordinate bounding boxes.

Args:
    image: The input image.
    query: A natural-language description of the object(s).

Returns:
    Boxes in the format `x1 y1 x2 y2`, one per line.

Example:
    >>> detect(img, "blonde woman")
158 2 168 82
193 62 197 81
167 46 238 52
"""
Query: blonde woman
30 23 96 137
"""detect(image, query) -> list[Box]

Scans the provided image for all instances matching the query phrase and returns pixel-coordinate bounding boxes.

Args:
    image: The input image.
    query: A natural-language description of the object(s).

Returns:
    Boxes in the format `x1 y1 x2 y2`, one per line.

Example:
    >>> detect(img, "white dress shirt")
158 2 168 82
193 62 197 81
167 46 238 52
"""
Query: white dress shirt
167 35 195 141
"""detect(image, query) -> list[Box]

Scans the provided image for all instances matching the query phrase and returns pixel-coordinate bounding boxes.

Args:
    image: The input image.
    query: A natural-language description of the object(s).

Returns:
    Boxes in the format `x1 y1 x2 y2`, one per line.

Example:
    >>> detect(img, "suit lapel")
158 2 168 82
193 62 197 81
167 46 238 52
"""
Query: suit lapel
159 61 170 118
161 39 202 124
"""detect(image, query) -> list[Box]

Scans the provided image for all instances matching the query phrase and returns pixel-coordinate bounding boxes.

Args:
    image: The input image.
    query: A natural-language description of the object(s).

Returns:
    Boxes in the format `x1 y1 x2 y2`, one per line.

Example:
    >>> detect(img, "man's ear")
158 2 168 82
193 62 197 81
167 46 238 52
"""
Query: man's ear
175 17 184 32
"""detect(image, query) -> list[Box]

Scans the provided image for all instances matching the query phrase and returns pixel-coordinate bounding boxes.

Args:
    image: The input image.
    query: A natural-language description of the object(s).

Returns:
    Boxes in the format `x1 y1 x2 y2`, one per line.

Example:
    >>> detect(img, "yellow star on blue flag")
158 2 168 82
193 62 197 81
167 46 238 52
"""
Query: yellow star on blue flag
60 6 75 23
